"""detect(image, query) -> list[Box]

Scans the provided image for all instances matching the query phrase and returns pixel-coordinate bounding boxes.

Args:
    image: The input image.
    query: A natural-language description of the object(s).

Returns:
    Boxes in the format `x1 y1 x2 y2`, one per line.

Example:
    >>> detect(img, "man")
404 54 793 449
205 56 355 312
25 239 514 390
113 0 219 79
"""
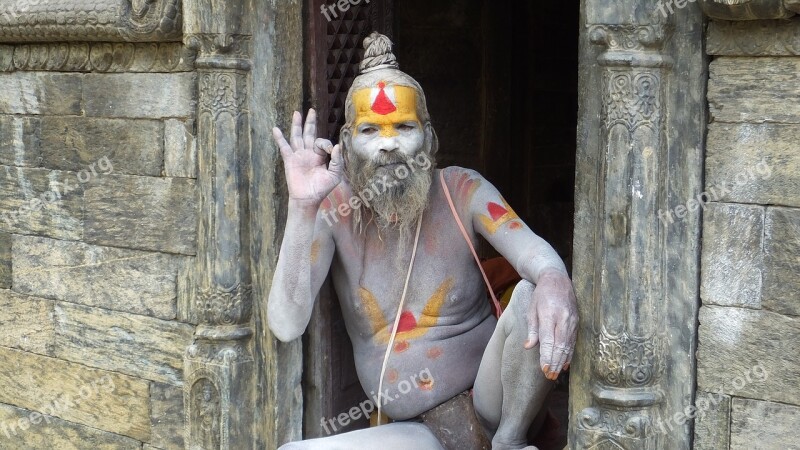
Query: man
270 32 578 450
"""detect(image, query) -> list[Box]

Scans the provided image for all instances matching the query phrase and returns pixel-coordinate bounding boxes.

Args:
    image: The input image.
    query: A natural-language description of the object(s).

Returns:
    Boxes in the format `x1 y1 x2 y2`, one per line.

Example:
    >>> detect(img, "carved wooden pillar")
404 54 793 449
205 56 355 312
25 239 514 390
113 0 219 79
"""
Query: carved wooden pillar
182 1 254 448
571 1 706 449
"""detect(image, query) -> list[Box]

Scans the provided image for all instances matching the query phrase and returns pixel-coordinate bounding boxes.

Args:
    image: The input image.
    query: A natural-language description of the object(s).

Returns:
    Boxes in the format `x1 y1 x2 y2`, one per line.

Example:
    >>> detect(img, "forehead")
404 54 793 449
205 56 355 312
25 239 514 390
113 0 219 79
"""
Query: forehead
353 82 419 123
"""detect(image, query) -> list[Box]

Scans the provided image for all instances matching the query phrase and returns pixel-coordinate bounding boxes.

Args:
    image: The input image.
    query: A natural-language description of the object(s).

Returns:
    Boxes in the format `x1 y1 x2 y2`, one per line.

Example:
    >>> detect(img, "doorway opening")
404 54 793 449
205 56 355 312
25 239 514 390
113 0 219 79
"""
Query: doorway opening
304 1 579 447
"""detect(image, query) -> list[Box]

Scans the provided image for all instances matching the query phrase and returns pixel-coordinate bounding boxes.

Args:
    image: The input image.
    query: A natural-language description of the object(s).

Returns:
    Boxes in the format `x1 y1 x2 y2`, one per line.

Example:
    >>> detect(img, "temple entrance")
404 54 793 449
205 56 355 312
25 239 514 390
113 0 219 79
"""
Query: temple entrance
304 0 579 446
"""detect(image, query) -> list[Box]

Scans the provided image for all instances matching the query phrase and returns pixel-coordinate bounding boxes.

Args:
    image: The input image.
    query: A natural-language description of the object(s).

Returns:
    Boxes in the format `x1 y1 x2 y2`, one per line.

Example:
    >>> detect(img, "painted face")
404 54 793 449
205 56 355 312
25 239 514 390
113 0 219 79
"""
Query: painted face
350 82 425 162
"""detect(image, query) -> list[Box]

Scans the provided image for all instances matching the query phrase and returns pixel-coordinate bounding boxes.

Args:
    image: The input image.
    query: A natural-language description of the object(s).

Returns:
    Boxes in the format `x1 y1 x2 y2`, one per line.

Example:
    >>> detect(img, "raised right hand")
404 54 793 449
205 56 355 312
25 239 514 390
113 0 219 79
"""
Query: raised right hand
272 109 343 205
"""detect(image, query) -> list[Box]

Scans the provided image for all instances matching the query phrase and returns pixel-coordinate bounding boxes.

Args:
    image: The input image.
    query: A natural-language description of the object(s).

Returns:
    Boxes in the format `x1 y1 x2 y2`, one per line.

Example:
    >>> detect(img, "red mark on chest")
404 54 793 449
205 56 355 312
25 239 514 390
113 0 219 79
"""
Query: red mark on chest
426 347 443 359
386 368 399 383
396 311 417 332
394 341 409 353
509 221 522 230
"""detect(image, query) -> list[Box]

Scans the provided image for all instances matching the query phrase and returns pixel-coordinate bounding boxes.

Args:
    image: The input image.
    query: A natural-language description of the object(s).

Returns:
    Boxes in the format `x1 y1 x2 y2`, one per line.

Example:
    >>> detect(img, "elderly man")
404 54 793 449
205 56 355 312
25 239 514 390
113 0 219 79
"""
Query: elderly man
269 33 577 450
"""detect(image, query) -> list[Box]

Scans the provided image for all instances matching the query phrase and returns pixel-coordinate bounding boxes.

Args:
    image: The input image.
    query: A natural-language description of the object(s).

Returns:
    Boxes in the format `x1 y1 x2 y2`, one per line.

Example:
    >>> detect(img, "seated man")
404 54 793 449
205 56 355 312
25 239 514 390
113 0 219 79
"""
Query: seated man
269 32 578 450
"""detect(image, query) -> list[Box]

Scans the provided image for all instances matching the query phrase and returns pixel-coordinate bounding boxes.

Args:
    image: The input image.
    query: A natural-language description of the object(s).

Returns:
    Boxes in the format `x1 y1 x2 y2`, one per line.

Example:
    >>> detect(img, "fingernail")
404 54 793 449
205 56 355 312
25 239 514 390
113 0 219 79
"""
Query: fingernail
543 364 550 373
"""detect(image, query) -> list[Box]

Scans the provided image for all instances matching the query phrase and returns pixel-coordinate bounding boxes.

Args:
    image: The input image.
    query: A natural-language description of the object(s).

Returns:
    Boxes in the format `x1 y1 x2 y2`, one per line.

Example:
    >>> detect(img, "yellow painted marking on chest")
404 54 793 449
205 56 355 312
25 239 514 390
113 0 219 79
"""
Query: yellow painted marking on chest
360 277 456 344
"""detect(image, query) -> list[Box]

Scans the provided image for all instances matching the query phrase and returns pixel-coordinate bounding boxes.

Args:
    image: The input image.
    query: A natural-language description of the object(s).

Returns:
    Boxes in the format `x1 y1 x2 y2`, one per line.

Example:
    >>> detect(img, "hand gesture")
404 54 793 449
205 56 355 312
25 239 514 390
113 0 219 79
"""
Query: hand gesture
272 109 343 205
523 271 579 380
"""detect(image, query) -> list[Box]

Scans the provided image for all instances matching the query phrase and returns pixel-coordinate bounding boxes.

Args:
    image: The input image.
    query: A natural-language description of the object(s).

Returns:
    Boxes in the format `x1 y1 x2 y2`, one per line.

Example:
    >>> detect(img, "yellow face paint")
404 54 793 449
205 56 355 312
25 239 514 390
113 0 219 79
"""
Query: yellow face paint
353 82 421 137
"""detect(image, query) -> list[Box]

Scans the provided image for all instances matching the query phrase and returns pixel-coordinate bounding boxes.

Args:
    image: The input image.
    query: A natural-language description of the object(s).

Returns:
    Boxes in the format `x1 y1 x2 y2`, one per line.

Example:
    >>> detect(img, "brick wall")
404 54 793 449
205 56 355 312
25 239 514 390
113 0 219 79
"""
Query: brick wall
694 19 800 450
0 43 198 450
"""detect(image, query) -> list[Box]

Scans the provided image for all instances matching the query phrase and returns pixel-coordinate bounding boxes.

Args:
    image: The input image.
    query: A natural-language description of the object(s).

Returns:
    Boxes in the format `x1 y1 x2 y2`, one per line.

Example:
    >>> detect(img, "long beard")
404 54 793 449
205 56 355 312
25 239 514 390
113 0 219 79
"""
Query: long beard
346 151 434 265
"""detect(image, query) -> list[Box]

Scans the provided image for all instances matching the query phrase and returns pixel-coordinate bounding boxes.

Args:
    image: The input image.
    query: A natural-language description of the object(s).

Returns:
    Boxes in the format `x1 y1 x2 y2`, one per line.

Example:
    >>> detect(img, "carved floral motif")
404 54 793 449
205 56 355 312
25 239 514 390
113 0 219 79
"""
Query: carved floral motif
603 70 662 132
0 0 181 43
198 72 248 116
707 19 800 56
594 328 666 388
0 42 194 72
195 283 252 325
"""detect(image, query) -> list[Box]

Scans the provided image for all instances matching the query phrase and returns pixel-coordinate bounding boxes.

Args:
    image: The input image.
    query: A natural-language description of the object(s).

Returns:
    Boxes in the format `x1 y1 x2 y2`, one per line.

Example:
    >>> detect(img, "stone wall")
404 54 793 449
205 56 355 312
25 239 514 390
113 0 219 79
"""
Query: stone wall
0 42 198 449
695 19 800 450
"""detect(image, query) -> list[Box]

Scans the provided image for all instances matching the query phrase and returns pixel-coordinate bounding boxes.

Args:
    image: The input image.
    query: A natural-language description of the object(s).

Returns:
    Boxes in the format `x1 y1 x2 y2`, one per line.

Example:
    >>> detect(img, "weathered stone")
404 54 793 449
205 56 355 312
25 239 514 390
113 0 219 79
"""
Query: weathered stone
0 73 82 115
0 115 41 167
700 203 764 309
0 231 9 288
707 19 800 57
709 57 800 124
40 117 163 176
176 256 196 324
763 207 800 316
83 73 196 119
0 166 84 240
706 18 800 56
53 301 194 385
693 391 731 450
85 175 197 255
698 306 800 405
150 382 185 450
0 403 142 450
707 123 800 207
13 235 188 320
0 346 150 441
165 119 197 178
730 398 800 449
0 290 54 355
84 174 197 255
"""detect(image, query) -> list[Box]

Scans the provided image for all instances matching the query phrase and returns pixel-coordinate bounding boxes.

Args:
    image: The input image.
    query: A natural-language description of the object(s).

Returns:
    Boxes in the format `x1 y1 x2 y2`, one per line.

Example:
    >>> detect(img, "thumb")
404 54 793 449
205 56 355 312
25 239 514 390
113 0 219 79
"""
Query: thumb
524 309 540 349
328 144 343 177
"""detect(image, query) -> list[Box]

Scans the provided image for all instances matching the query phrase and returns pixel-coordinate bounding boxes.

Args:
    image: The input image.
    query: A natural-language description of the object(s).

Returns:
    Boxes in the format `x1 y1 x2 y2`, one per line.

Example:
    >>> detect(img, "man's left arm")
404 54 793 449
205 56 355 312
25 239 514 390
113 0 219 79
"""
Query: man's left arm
447 167 578 380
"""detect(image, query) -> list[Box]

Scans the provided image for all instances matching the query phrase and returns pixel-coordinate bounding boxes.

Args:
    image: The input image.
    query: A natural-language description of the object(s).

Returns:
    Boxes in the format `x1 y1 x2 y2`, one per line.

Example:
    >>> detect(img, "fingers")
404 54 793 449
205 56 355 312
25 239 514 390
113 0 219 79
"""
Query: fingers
314 138 334 157
303 109 318 150
290 111 304 151
272 127 293 160
328 144 343 177
538 320 556 379
524 310 540 349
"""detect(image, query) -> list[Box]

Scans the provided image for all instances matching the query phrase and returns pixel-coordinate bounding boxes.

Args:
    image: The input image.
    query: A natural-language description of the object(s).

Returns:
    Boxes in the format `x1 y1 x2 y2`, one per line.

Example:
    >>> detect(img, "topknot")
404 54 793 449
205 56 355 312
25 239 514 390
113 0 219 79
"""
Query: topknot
359 32 399 73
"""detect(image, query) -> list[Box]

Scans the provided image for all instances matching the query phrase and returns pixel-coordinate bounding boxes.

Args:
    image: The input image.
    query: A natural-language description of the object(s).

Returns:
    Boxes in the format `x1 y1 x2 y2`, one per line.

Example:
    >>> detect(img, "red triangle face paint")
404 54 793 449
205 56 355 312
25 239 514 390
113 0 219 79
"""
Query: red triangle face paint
396 310 418 332
371 82 397 115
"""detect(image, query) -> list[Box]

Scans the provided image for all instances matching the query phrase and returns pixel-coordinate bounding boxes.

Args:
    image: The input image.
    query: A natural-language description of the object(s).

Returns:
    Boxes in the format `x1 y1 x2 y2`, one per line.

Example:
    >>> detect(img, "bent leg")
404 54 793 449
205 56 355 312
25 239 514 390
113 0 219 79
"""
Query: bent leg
278 422 445 450
473 280 553 450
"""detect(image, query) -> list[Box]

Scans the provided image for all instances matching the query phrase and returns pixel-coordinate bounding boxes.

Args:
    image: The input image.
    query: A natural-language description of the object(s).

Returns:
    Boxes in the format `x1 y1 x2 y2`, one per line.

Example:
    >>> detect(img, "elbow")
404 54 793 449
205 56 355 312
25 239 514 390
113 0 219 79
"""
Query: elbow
267 298 305 343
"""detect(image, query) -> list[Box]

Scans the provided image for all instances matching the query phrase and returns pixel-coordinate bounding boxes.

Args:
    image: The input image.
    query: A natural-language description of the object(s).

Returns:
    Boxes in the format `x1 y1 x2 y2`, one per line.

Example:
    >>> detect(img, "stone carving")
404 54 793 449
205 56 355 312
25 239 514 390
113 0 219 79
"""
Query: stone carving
189 377 222 450
595 328 666 388
603 72 662 132
0 0 182 43
573 22 669 450
588 25 667 52
182 0 256 448
198 72 249 116
0 42 194 72
195 283 252 326
699 0 798 19
707 19 800 56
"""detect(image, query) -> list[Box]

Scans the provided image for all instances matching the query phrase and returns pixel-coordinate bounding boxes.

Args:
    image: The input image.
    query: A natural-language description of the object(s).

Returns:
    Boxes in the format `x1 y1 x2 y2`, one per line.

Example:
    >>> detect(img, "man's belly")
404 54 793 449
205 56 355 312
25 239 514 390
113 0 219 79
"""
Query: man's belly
351 313 497 420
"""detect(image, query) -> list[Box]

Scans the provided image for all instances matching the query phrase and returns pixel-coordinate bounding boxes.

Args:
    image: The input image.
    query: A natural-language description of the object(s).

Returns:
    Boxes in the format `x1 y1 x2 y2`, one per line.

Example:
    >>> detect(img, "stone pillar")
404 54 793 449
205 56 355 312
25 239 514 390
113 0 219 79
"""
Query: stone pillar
182 0 254 448
571 1 706 448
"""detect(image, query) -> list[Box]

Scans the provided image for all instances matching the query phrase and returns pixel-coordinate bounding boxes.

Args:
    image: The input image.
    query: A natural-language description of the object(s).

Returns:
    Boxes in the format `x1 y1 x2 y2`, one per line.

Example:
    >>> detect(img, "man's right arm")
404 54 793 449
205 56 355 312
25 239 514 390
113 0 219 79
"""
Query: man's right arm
267 198 335 342
267 109 342 342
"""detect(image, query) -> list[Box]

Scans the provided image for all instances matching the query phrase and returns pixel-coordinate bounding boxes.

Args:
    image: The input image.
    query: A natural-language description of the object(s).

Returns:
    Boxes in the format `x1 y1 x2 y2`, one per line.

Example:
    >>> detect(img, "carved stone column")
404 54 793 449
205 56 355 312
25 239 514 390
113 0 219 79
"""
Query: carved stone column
573 24 670 449
571 1 706 448
182 1 254 448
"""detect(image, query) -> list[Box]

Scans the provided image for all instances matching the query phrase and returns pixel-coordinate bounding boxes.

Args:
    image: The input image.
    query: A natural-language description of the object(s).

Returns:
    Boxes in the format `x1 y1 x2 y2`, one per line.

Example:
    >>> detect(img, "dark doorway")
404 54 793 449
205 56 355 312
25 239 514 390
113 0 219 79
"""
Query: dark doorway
304 1 579 447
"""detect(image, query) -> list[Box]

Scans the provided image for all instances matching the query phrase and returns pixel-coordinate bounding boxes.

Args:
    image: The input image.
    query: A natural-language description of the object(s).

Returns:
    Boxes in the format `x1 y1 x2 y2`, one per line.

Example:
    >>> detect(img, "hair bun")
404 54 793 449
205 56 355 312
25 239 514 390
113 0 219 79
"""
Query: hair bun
360 32 399 73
